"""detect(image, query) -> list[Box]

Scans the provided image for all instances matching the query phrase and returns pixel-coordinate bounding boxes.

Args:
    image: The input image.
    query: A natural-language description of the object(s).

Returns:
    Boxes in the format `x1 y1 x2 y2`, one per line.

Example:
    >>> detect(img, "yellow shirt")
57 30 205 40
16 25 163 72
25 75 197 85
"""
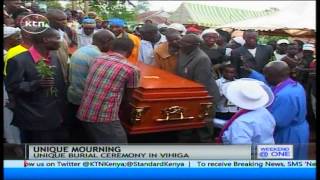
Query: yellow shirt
127 33 141 64
4 45 28 76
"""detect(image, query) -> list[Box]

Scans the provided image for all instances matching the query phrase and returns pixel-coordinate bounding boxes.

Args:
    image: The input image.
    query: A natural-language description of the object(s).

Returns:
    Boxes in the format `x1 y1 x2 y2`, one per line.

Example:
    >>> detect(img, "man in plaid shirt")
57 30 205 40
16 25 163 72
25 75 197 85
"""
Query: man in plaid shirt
77 38 140 143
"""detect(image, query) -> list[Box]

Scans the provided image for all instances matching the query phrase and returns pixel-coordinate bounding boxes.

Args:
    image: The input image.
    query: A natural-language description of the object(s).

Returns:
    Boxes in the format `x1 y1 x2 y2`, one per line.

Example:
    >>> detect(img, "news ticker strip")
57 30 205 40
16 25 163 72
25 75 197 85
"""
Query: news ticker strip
7 144 294 160
4 160 316 168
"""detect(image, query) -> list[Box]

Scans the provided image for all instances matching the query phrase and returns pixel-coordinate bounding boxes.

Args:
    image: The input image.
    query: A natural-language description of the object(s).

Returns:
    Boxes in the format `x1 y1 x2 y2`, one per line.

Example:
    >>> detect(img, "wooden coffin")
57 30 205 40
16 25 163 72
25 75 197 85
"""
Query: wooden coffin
120 62 214 134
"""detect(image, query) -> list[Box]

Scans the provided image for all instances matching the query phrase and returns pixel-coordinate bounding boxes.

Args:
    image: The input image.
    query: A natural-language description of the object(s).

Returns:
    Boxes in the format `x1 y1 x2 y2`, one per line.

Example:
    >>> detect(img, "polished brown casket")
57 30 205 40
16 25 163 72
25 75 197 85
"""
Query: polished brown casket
120 62 214 134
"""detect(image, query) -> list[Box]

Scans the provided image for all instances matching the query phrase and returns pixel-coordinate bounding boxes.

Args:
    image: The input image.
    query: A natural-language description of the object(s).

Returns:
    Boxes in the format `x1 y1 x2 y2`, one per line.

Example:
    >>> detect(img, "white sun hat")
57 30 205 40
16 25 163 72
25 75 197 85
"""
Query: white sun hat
302 44 314 51
233 36 245 46
223 79 274 110
277 39 290 45
167 23 187 35
200 28 219 40
4 27 21 38
237 78 274 107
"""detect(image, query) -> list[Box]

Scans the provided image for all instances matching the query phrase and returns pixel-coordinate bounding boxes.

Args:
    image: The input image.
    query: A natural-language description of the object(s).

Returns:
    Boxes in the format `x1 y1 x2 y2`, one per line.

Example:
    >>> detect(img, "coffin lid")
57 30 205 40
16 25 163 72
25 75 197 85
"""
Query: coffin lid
133 62 211 100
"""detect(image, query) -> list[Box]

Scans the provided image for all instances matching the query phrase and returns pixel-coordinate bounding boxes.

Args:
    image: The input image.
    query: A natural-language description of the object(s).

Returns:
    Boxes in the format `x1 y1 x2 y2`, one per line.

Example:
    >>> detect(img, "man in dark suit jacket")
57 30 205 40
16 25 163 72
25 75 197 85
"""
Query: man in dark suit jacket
47 9 70 84
176 34 221 143
5 28 68 143
230 29 273 78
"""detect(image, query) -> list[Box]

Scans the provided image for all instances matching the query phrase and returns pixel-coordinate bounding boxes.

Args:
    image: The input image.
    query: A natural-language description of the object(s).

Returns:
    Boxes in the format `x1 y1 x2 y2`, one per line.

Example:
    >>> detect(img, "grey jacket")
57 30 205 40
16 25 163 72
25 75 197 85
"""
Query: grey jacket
176 47 221 104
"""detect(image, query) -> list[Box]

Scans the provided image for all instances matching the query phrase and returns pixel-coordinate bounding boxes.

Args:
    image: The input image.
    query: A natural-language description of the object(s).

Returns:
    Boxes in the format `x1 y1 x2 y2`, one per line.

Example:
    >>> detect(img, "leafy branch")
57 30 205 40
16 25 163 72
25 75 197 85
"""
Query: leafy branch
35 59 58 97
35 60 55 79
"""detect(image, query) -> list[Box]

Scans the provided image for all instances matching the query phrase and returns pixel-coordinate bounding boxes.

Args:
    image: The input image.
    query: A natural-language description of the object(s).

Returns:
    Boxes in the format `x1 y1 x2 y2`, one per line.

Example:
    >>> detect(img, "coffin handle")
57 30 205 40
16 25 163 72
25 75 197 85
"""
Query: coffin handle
198 103 214 119
156 106 194 122
130 106 148 124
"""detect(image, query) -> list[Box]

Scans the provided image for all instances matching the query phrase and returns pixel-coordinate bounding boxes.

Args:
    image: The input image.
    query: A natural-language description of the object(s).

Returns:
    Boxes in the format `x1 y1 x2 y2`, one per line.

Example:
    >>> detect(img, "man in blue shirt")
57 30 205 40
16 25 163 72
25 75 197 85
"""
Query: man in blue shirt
250 61 310 159
138 23 166 65
219 79 275 145
67 29 115 142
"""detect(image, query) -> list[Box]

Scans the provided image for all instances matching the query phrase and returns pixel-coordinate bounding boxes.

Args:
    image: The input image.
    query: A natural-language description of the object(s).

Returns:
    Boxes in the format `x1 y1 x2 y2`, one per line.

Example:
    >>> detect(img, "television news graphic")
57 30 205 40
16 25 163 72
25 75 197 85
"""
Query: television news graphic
4 144 315 180
4 159 316 168
2 144 299 161
256 145 294 159
26 144 252 160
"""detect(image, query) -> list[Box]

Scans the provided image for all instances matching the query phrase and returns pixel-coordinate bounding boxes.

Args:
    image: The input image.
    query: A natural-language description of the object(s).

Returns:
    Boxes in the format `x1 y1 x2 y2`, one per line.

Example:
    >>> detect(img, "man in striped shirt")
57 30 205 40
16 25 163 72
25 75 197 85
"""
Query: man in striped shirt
77 38 140 143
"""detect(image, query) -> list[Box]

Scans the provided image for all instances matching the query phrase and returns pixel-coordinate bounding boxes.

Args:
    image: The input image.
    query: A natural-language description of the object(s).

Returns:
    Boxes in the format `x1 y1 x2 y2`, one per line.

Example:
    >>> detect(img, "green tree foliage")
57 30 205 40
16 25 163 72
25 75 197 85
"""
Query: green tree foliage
41 0 138 26
89 0 137 22
134 0 150 14
39 0 63 10
258 35 289 45
65 2 73 10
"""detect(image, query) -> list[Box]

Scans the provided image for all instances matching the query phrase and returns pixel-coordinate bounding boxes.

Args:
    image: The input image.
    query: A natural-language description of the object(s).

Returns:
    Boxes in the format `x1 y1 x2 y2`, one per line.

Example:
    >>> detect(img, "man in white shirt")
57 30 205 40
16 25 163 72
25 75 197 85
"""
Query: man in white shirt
77 18 97 48
273 39 289 61
215 64 239 120
225 37 245 57
218 79 275 145
138 23 166 65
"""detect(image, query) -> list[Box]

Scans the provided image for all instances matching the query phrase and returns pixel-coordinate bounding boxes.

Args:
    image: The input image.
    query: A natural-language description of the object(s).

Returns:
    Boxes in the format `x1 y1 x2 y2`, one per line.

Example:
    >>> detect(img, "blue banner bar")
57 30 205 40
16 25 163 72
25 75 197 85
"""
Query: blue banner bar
4 168 316 180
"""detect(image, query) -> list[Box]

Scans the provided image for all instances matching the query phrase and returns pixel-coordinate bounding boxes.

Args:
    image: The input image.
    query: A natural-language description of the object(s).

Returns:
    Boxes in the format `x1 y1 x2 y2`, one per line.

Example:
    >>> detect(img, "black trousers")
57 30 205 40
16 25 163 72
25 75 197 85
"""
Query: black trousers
20 127 63 143
67 103 91 143
176 120 215 143
82 121 128 143
215 112 235 120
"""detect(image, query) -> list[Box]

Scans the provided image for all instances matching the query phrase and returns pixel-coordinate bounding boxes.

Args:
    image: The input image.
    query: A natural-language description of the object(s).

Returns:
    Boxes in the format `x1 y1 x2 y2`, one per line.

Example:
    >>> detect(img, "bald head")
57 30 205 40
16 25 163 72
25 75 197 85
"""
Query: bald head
92 29 115 52
140 23 159 42
179 34 201 54
181 34 201 44
46 9 65 19
46 9 67 29
93 29 115 43
263 61 290 86
165 29 181 40
140 23 158 32
264 61 290 74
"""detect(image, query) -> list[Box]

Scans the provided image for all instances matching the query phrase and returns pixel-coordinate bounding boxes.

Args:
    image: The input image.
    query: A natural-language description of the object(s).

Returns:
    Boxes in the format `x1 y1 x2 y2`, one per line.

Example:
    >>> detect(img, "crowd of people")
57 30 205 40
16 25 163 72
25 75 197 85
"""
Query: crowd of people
3 1 316 159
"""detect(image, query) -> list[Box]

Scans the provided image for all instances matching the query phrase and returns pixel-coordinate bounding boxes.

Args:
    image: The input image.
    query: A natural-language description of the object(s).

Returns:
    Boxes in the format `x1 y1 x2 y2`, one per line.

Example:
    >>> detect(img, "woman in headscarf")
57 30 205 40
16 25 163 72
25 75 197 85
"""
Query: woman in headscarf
200 28 227 78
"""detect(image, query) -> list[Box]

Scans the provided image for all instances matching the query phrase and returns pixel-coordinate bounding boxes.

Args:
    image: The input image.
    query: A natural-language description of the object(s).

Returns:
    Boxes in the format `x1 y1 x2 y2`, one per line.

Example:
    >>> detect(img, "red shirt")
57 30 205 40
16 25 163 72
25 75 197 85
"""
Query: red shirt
28 46 51 64
309 59 316 69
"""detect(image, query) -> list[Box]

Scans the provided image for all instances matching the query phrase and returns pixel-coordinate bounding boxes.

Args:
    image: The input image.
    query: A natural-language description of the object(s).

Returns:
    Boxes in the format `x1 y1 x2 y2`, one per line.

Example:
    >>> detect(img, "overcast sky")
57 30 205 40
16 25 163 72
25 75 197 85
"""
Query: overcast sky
147 1 315 12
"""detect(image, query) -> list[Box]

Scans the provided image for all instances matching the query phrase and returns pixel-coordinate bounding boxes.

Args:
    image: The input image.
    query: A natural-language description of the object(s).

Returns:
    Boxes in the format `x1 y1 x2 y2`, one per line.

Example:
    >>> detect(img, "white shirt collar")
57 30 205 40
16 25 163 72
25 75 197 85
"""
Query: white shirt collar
157 34 167 44
141 34 167 47
220 77 235 83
